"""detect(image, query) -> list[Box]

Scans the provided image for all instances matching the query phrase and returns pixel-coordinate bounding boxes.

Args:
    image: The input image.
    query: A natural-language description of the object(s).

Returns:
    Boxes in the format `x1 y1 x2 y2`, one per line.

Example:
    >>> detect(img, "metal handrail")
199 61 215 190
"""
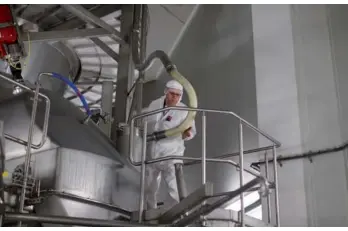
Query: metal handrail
130 106 281 147
129 106 281 226
143 156 263 178
0 72 51 150
0 72 52 227
4 212 157 227
184 145 275 166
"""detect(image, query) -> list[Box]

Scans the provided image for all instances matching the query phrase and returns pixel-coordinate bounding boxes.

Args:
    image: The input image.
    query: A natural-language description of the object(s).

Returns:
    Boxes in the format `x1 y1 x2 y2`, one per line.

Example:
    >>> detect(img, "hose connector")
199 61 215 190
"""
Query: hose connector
146 131 166 142
165 64 176 73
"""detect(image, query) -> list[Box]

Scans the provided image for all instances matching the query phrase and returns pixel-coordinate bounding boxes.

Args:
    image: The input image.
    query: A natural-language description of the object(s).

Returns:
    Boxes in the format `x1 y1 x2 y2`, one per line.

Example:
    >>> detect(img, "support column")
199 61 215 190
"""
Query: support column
100 81 114 137
112 5 135 141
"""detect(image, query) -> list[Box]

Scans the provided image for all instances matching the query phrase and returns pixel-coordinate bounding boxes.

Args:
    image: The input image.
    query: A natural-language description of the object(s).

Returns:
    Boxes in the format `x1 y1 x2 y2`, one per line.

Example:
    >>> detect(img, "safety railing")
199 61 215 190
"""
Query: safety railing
129 106 281 227
0 72 51 150
0 72 52 226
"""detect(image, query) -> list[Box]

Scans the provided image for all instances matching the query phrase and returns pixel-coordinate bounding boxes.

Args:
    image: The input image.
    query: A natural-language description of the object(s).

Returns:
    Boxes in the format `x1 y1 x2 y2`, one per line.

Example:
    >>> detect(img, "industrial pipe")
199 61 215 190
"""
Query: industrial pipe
0 122 4 224
250 140 348 169
135 50 198 142
0 121 4 189
4 212 153 227
18 80 41 226
175 163 188 201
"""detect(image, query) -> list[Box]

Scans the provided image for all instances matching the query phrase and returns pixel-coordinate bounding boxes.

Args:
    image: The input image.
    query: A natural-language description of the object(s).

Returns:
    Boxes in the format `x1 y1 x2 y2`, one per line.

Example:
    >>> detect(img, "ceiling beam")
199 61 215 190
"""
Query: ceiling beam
46 4 121 32
20 28 111 42
90 37 120 63
60 4 124 45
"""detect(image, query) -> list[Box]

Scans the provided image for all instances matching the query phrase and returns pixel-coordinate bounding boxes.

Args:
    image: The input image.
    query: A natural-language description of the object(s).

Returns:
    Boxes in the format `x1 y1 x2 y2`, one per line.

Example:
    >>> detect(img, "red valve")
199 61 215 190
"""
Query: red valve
0 5 12 23
0 5 20 60
0 26 17 44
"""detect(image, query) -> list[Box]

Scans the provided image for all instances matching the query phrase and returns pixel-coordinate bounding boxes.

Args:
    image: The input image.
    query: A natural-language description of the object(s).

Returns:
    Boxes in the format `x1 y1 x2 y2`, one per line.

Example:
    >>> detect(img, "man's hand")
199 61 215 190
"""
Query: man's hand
182 127 192 139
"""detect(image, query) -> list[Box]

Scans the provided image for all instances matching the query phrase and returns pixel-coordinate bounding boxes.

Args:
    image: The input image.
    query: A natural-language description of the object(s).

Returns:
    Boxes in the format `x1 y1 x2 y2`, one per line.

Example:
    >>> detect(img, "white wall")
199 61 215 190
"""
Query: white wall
328 6 348 217
252 5 307 226
145 4 195 81
253 4 348 226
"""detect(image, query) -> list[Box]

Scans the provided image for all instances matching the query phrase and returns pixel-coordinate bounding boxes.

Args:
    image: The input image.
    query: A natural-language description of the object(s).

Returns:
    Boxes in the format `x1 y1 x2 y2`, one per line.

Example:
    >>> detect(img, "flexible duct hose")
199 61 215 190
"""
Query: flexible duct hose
49 72 92 116
136 50 198 142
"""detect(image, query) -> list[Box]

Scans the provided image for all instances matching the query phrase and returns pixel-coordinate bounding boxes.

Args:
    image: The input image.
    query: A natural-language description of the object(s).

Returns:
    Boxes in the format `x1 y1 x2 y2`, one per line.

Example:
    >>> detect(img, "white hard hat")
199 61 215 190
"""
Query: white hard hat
165 80 183 92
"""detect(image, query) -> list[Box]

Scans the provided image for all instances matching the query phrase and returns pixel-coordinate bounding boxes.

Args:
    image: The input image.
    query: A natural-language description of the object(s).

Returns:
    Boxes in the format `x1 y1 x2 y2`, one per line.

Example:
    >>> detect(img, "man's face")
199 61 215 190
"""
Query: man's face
165 88 182 106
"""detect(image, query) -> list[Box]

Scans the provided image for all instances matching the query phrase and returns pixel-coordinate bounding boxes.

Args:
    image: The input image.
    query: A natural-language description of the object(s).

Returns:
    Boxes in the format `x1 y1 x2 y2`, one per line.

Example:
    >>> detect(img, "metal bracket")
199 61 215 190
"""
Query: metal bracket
308 155 313 163
277 155 283 167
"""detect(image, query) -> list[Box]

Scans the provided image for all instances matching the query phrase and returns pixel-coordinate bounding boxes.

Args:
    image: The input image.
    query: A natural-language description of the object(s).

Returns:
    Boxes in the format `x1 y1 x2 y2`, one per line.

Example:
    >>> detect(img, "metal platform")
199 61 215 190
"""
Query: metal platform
204 208 273 227
131 182 214 224
130 179 272 227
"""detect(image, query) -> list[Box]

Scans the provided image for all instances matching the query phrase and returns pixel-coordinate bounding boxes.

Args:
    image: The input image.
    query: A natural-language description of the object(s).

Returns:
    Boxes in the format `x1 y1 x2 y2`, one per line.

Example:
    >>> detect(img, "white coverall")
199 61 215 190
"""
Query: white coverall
143 96 196 209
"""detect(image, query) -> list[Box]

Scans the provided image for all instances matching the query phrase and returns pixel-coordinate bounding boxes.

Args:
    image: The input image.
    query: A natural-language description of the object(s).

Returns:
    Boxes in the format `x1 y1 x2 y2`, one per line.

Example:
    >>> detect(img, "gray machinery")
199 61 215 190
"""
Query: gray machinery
0 4 281 227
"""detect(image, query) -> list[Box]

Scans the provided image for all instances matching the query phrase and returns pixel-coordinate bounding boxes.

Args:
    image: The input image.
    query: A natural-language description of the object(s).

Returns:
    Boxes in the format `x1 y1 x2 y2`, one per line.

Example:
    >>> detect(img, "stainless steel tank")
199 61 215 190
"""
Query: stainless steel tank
0 89 140 224
20 41 80 95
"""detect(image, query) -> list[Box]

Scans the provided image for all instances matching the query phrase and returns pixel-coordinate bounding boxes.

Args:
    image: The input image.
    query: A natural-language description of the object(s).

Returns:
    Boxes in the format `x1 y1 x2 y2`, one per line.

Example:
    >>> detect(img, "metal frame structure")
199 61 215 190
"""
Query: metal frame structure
129 106 281 227
20 28 112 42
0 4 283 227
12 4 143 139
0 4 153 227
0 5 136 227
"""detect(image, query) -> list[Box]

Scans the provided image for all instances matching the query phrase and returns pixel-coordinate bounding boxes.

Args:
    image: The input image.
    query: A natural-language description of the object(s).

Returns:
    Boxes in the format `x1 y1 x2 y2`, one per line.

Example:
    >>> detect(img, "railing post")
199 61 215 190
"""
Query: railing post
202 112 207 185
238 121 244 227
201 112 207 226
18 81 41 227
129 120 135 162
272 145 280 226
0 120 3 227
138 121 147 223
174 163 187 201
264 151 271 224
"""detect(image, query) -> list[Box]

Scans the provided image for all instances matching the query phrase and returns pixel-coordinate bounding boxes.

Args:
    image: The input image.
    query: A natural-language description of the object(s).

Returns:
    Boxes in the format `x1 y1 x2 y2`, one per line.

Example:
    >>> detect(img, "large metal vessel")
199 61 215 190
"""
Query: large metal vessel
0 88 140 225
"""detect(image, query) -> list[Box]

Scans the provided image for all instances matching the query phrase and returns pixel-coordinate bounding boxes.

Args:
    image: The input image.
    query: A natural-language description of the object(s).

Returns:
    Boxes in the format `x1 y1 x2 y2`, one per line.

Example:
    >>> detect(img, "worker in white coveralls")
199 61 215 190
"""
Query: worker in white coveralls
143 80 197 209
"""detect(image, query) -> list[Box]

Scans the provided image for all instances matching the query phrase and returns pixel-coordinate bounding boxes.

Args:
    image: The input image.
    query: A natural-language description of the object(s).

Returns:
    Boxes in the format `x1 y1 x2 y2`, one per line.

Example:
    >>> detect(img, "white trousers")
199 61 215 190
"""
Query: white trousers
145 161 180 210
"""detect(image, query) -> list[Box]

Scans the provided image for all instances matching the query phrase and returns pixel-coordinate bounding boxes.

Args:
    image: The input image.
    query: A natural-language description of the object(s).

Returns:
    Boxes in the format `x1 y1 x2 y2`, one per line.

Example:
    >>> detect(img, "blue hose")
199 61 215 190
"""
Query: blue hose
50 72 92 116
